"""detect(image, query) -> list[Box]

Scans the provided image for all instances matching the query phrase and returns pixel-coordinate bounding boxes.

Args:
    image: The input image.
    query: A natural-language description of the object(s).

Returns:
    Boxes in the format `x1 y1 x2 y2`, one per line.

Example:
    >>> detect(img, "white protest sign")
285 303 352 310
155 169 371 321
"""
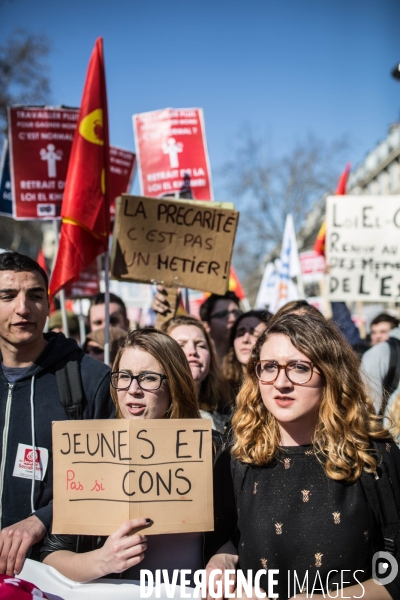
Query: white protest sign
326 195 400 302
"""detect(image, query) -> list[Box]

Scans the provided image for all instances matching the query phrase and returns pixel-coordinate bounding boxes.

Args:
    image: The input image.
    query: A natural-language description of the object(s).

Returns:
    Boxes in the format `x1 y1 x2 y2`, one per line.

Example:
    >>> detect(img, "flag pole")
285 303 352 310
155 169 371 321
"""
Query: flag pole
184 288 190 314
357 300 366 339
52 219 69 338
297 269 305 299
59 289 69 338
78 299 86 346
104 250 110 365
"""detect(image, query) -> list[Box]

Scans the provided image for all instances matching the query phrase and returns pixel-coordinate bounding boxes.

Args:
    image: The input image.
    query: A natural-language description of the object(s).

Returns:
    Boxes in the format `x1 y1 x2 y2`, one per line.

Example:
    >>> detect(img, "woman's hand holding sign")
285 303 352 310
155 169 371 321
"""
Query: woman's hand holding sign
205 542 239 600
95 518 150 577
45 518 151 583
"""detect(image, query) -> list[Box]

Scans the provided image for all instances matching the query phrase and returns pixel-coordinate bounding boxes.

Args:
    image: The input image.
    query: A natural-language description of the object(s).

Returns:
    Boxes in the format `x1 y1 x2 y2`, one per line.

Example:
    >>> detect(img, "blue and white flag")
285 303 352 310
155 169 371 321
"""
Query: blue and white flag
255 261 278 311
274 214 303 311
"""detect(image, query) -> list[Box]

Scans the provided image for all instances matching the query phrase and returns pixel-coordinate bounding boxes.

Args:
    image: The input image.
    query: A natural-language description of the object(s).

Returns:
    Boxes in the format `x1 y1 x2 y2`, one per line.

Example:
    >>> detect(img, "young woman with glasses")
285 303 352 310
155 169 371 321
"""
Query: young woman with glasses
41 329 206 583
206 312 400 600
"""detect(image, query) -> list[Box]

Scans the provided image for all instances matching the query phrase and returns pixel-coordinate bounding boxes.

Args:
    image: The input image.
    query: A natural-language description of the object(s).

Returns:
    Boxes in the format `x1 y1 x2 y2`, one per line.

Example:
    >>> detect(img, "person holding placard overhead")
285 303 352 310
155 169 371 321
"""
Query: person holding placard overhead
41 329 219 584
153 287 242 366
206 312 400 600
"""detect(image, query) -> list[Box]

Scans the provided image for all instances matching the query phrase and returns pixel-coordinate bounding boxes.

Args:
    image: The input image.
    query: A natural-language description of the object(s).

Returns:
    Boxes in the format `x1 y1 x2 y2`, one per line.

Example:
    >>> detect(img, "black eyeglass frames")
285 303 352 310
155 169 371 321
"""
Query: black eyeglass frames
110 371 167 391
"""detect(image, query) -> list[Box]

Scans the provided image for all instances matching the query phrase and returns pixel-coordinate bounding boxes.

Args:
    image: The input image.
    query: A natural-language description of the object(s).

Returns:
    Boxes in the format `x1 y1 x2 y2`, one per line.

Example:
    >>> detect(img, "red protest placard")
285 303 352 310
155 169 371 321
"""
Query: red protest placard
8 106 135 221
299 250 326 283
8 107 78 219
133 108 213 201
63 259 100 299
109 147 136 221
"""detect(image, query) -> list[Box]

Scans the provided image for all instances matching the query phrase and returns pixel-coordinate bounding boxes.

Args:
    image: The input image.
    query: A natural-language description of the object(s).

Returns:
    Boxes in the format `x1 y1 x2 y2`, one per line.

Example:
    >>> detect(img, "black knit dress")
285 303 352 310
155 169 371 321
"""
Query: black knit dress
209 441 400 600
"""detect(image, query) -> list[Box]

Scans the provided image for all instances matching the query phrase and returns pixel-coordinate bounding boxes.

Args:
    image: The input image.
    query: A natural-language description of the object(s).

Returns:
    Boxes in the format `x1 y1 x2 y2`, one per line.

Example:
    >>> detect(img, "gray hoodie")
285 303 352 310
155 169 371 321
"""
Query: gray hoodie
0 332 114 532
361 325 400 416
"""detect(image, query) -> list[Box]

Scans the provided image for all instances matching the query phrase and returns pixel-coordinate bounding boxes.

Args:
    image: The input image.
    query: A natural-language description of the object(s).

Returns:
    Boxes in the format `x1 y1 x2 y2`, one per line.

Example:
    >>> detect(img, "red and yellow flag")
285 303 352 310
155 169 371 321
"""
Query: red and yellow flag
313 163 351 257
50 38 110 296
229 266 246 300
313 221 327 257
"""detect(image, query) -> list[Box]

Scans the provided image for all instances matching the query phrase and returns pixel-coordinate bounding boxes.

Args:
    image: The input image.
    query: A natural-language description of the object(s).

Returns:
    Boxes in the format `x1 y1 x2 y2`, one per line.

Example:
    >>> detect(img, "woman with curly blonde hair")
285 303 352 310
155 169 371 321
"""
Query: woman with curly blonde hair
206 312 400 600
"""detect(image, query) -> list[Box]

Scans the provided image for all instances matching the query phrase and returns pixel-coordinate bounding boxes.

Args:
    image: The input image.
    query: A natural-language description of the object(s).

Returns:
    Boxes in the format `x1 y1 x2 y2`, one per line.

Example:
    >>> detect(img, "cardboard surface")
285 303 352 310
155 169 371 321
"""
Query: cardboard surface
111 195 239 294
326 195 400 301
53 419 213 536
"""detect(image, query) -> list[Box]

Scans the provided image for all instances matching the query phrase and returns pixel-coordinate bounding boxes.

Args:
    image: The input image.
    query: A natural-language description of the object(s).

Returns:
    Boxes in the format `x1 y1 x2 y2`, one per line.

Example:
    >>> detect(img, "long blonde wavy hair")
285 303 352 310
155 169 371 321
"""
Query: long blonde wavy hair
388 394 400 442
231 312 390 482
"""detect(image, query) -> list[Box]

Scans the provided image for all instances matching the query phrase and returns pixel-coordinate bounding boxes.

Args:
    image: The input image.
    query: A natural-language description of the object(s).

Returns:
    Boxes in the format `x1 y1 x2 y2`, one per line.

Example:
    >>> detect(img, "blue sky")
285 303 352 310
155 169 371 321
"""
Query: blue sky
2 0 400 199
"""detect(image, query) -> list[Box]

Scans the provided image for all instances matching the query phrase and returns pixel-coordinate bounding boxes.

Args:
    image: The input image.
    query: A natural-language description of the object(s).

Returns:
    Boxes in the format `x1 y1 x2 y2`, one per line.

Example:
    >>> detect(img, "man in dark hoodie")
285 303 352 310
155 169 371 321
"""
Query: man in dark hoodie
0 252 114 576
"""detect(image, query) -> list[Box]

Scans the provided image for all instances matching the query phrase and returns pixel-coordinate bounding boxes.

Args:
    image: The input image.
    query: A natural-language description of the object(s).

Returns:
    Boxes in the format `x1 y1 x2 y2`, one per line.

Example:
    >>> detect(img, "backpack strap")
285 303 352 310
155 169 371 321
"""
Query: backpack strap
55 350 85 420
211 430 225 464
382 338 400 413
361 441 400 556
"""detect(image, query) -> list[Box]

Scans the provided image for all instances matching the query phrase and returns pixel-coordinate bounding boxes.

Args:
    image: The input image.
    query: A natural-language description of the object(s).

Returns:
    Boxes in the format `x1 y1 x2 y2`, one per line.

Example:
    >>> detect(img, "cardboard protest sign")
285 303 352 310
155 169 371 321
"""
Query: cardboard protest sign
53 419 213 536
8 106 135 220
8 107 78 219
326 195 400 301
110 195 239 294
0 141 12 217
133 108 213 201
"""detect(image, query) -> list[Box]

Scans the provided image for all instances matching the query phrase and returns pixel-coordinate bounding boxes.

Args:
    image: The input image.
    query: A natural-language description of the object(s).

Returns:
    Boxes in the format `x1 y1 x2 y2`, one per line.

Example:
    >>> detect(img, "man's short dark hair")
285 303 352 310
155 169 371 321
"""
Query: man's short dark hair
0 251 48 291
199 291 240 323
370 313 399 329
90 292 127 319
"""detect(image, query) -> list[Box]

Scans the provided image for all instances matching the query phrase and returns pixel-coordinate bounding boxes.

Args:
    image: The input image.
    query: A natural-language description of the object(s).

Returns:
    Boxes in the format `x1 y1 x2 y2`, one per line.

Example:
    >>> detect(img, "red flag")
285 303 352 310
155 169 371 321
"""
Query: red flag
313 163 351 256
36 248 49 277
229 266 246 300
335 162 351 195
37 248 57 311
50 38 109 295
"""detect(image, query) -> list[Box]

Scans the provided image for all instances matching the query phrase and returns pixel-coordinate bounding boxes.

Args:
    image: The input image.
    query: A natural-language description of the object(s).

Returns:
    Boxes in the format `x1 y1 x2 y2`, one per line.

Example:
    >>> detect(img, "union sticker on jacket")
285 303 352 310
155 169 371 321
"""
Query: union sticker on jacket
12 443 49 481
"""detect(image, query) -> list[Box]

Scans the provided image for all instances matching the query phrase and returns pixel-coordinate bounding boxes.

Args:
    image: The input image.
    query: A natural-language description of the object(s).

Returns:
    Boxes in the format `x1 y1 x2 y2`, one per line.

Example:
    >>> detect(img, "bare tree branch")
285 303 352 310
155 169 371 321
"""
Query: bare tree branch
0 29 51 142
220 127 350 282
0 29 51 258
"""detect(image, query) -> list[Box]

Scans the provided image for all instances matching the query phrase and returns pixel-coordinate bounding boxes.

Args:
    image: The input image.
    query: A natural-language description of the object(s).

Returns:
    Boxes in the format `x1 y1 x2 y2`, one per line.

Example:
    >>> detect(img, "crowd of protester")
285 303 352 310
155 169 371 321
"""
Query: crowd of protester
1 250 400 598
